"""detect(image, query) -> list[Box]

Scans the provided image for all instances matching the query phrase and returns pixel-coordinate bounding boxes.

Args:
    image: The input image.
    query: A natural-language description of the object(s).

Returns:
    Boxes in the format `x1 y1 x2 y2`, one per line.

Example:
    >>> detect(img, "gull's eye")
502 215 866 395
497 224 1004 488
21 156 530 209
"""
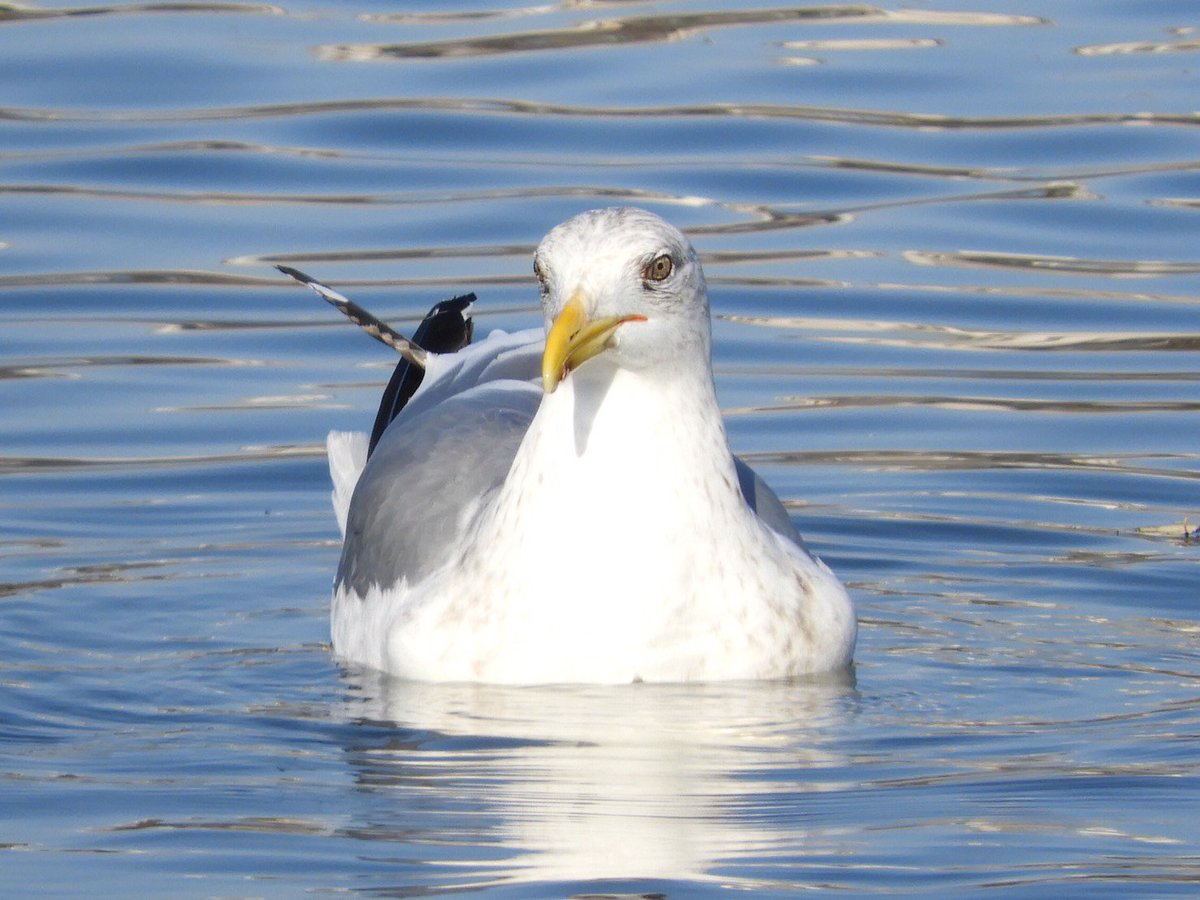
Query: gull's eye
642 254 673 283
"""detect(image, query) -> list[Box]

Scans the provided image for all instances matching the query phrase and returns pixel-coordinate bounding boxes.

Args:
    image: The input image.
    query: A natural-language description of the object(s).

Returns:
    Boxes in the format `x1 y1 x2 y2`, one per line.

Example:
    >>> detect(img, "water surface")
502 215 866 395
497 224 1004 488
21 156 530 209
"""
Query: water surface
2 0 1199 895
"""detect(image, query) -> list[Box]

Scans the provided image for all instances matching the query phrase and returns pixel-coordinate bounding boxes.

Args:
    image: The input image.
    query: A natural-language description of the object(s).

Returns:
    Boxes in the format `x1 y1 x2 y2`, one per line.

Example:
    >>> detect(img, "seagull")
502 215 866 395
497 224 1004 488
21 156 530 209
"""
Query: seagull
286 207 856 683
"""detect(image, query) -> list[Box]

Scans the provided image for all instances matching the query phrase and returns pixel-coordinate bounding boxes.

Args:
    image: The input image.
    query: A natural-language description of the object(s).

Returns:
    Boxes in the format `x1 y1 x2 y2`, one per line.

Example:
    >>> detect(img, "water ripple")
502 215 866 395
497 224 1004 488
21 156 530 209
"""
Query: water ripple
727 314 1200 353
761 395 1200 415
0 269 275 288
329 6 886 61
0 0 279 22
1075 38 1200 57
0 443 324 474
326 5 1046 61
906 251 1200 278
745 449 1200 480
4 97 1196 129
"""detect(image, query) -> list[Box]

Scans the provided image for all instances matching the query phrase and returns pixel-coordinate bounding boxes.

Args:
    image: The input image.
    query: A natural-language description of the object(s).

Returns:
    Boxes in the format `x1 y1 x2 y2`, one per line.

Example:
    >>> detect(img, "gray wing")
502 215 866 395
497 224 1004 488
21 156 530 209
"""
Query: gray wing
734 457 809 550
336 381 540 596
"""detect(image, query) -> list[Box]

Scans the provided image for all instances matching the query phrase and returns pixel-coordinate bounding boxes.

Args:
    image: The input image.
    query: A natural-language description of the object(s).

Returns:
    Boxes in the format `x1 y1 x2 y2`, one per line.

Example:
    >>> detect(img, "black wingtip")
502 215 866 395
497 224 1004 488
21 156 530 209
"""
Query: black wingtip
275 264 314 284
440 292 477 315
366 292 477 457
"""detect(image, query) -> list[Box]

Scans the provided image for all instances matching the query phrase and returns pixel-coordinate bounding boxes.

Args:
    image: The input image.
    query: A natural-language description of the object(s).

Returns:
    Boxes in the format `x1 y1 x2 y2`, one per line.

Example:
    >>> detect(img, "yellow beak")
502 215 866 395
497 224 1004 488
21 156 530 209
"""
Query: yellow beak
541 293 646 393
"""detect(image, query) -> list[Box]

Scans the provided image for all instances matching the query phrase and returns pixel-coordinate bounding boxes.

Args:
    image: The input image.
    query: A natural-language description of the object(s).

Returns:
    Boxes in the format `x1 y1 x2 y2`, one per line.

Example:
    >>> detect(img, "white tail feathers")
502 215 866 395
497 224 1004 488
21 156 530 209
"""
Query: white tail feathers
327 430 369 537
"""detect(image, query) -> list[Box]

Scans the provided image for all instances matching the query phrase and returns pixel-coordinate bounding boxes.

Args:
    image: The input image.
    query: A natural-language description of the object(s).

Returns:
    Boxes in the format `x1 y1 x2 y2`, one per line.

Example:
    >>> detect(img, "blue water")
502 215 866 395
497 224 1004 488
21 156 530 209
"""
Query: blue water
3 1 1199 895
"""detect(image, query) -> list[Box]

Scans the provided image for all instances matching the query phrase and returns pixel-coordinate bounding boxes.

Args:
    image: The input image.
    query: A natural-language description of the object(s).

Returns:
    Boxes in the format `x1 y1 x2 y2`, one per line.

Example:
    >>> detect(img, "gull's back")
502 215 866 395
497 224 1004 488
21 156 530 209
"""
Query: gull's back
334 328 544 597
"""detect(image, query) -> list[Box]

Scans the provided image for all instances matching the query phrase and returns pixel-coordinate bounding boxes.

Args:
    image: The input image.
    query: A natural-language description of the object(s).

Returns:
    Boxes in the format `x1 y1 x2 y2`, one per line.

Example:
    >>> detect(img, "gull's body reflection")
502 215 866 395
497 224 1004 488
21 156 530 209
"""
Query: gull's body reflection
337 667 856 887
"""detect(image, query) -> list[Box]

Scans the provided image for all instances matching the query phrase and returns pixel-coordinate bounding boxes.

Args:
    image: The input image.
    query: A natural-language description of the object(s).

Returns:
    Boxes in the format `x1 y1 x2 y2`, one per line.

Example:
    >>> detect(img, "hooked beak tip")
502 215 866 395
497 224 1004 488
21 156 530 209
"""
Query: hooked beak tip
541 294 646 393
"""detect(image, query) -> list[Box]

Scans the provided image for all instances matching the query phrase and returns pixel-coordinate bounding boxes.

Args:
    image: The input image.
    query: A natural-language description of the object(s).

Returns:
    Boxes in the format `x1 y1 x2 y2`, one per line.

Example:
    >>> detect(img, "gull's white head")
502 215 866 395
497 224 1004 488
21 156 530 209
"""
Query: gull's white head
534 207 710 393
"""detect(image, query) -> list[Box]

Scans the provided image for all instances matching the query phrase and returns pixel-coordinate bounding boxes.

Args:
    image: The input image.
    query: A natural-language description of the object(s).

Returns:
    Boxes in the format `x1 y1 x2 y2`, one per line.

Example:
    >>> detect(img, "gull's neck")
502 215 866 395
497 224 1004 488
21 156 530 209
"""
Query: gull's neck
469 357 755 605
518 359 742 519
